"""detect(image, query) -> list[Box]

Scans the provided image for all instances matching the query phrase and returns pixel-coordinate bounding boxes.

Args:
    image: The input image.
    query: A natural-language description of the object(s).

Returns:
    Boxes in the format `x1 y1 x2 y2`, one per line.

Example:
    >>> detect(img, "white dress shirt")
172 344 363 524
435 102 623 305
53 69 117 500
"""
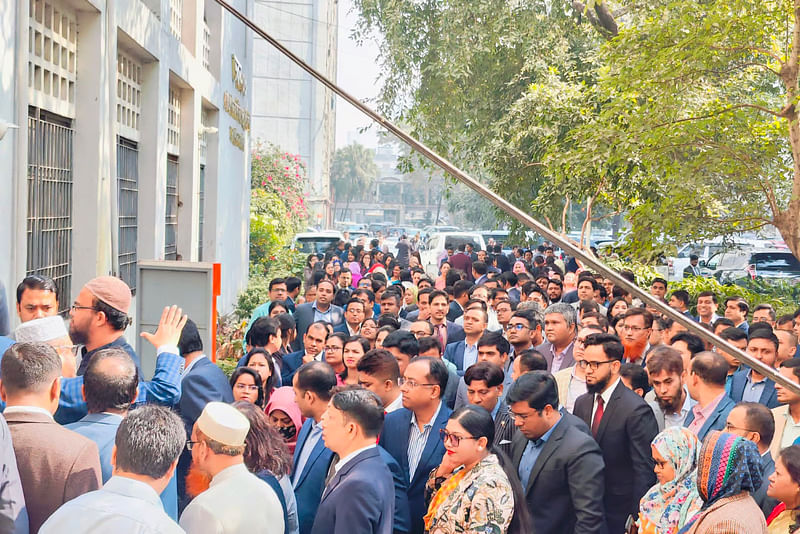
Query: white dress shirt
40 476 183 534
333 444 376 475
385 394 403 413
591 377 621 423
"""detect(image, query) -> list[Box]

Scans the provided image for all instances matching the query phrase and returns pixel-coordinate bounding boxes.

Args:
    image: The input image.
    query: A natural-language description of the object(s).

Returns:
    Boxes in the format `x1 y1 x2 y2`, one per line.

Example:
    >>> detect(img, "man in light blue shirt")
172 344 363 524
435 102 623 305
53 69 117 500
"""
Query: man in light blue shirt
39 405 185 533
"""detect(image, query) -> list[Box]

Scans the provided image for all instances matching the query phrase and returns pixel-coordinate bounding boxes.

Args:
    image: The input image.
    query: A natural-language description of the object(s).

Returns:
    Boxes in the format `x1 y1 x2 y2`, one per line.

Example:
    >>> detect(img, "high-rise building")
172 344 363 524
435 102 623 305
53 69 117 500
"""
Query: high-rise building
250 0 337 228
0 0 254 320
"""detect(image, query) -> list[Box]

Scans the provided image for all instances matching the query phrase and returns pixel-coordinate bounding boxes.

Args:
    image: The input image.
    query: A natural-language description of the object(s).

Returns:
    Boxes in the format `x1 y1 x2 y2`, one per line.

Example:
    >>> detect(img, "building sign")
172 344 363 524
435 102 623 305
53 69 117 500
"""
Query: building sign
225 54 249 151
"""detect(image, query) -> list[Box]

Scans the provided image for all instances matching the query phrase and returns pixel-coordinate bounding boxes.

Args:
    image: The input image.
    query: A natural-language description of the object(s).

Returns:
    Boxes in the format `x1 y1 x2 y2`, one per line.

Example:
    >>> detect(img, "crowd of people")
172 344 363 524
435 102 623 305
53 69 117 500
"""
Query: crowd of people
1 238 800 533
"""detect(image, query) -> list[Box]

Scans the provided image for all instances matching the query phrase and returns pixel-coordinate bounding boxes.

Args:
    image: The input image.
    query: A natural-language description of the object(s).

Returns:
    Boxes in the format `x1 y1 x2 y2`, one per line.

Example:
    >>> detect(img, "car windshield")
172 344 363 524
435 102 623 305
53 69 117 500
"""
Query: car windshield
443 236 480 250
295 237 340 254
753 252 800 272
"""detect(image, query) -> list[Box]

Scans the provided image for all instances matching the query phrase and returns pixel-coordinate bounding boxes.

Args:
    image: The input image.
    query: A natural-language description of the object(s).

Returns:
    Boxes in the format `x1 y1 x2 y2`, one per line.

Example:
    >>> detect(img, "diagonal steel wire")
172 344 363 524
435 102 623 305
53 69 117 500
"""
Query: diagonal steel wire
215 0 800 395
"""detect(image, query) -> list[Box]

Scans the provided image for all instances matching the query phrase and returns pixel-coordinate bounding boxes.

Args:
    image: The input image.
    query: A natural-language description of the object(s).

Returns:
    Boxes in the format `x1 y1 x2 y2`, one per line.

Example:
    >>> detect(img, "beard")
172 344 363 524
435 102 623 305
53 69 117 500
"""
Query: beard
656 391 682 414
622 336 648 362
68 322 89 346
586 373 610 395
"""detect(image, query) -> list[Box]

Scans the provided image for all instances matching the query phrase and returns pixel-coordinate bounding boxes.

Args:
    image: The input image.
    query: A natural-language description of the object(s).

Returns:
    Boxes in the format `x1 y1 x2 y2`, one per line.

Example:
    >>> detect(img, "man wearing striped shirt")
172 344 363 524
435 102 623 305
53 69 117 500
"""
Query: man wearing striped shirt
379 357 452 534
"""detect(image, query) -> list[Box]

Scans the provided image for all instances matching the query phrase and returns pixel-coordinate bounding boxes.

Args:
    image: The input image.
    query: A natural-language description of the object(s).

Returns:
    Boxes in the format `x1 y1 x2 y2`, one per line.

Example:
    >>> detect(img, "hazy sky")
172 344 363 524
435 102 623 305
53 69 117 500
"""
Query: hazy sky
335 0 382 148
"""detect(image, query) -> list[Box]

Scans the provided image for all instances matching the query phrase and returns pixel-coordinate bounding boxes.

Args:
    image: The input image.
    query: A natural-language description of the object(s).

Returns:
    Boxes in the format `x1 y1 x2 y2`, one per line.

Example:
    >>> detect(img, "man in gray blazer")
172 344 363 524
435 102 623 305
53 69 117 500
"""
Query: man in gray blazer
292 280 344 351
536 303 577 373
508 372 607 534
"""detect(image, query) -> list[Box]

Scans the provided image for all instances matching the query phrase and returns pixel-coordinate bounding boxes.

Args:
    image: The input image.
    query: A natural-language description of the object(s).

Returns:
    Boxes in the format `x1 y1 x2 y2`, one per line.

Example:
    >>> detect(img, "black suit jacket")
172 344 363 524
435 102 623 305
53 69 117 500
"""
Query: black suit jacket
447 301 463 322
573 380 658 534
754 451 779 517
511 417 608 534
311 447 394 534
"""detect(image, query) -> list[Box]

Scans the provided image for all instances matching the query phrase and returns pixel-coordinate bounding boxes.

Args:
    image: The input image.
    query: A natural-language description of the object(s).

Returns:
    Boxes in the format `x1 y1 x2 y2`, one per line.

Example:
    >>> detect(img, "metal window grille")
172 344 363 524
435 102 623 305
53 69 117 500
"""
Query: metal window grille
165 155 179 260
117 137 139 291
27 107 73 314
202 20 211 71
198 165 205 261
116 51 142 141
28 0 77 118
167 86 180 155
169 0 182 40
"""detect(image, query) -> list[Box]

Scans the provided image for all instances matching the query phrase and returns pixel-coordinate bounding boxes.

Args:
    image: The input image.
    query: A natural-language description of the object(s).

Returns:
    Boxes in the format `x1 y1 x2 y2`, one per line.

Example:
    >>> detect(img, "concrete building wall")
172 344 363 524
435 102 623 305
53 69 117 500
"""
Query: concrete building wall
0 0 253 330
250 0 337 228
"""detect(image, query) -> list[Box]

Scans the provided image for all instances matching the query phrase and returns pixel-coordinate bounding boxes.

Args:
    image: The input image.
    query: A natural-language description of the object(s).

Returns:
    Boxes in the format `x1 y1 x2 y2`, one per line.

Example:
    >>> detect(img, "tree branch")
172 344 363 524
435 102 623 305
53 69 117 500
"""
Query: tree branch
561 196 570 234
709 45 784 65
651 103 784 130
571 1 618 39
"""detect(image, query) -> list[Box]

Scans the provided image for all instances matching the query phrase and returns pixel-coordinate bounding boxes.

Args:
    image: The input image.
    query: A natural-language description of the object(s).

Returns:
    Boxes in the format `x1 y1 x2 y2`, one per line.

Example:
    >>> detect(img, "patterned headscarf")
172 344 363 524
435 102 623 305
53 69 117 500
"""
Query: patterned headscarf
639 427 703 533
678 431 762 533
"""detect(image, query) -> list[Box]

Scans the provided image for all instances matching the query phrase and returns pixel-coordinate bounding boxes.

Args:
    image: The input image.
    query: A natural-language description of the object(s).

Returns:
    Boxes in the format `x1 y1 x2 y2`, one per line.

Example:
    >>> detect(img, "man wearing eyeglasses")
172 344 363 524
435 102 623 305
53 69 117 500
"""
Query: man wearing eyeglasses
573 333 658 534
507 371 607 534
506 310 541 356
619 308 653 366
379 357 451 534
725 401 778 517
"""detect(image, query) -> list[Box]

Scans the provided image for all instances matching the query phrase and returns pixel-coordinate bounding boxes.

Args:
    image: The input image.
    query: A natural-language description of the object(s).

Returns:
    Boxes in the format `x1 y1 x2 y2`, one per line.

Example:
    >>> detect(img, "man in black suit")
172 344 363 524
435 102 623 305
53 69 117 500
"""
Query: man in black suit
313 387 395 534
573 333 658 534
334 298 366 336
447 281 471 322
508 371 607 534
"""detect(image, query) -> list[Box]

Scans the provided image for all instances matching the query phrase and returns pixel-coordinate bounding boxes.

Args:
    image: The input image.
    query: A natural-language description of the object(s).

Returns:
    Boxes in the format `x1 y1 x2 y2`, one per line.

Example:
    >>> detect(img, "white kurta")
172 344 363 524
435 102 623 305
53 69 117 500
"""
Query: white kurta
179 463 284 534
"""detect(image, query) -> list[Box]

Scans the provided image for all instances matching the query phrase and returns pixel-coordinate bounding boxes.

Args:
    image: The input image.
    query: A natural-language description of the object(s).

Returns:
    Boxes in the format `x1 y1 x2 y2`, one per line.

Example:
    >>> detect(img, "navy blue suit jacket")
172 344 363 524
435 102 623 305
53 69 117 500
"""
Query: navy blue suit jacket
311 447 394 534
378 404 452 534
293 419 335 534
443 341 466 374
179 357 234 431
291 303 344 351
729 371 780 409
281 350 305 385
379 446 411 533
447 301 463 322
683 394 736 442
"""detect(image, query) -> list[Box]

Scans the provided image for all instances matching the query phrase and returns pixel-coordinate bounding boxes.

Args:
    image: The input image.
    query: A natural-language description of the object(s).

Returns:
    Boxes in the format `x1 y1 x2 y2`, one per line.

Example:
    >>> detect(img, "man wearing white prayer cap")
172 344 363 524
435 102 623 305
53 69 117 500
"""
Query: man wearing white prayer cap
179 402 284 534
14 315 77 377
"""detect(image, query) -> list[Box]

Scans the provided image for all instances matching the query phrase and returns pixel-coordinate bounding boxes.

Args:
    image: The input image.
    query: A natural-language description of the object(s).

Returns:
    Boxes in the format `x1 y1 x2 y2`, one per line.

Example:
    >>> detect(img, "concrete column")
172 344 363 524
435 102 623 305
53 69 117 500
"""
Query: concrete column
138 61 169 261
176 86 199 261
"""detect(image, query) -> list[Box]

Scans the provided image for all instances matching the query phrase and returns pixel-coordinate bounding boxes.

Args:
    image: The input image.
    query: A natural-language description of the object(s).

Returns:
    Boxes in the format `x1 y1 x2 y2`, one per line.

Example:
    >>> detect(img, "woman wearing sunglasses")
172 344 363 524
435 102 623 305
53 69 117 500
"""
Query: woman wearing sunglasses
423 405 530 534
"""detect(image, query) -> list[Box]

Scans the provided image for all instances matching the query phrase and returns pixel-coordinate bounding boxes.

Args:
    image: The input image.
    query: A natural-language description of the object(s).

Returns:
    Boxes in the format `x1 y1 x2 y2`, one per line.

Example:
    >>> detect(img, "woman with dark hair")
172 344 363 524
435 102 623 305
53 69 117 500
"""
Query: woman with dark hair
304 254 319 289
230 368 264 406
234 401 299 534
607 297 629 319
360 318 378 349
424 405 530 534
268 300 288 318
324 260 337 281
360 252 373 275
341 336 370 385
766 445 800 532
324 332 347 379
678 431 766 533
388 261 402 284
435 261 451 290
241 348 277 406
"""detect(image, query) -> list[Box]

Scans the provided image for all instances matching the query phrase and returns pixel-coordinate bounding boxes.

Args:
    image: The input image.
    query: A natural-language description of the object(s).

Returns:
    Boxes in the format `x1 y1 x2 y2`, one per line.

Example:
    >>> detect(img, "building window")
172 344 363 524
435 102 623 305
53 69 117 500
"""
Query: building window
117 137 139 291
167 86 180 154
169 0 182 41
165 155 179 260
116 51 142 142
202 19 211 71
28 0 77 117
27 107 73 314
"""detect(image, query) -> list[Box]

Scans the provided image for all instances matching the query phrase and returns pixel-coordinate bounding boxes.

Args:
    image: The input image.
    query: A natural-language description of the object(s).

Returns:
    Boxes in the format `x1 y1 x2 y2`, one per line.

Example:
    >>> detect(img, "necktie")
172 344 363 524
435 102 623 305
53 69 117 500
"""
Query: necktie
435 324 446 347
592 395 604 437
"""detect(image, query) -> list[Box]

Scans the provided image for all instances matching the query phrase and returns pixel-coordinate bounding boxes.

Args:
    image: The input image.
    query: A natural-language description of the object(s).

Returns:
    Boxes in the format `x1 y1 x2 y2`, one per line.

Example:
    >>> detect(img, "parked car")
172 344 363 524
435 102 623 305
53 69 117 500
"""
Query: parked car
705 249 800 284
667 241 729 281
291 230 344 256
419 232 486 278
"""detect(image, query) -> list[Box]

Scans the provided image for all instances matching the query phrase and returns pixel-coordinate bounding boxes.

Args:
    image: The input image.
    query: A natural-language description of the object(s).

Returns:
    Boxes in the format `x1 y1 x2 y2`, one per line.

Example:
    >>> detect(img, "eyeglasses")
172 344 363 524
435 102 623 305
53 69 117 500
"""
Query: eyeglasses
725 422 756 434
186 440 200 451
324 345 343 352
234 383 260 392
440 429 478 446
397 377 437 388
71 304 98 313
621 325 648 332
577 359 617 370
506 323 528 331
508 410 537 421
54 344 81 357
574 338 588 347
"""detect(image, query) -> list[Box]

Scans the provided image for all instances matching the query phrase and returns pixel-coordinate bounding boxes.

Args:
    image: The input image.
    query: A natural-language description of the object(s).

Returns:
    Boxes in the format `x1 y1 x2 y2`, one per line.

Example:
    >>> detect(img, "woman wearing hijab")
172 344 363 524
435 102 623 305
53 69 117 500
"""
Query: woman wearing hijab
638 427 703 534
766 445 800 533
265 386 304 454
678 431 767 533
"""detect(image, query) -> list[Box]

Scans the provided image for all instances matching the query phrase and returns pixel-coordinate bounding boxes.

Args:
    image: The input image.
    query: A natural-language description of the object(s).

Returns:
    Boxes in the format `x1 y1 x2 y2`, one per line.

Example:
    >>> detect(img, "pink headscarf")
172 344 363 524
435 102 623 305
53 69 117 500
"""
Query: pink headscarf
265 386 305 454
349 262 362 287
